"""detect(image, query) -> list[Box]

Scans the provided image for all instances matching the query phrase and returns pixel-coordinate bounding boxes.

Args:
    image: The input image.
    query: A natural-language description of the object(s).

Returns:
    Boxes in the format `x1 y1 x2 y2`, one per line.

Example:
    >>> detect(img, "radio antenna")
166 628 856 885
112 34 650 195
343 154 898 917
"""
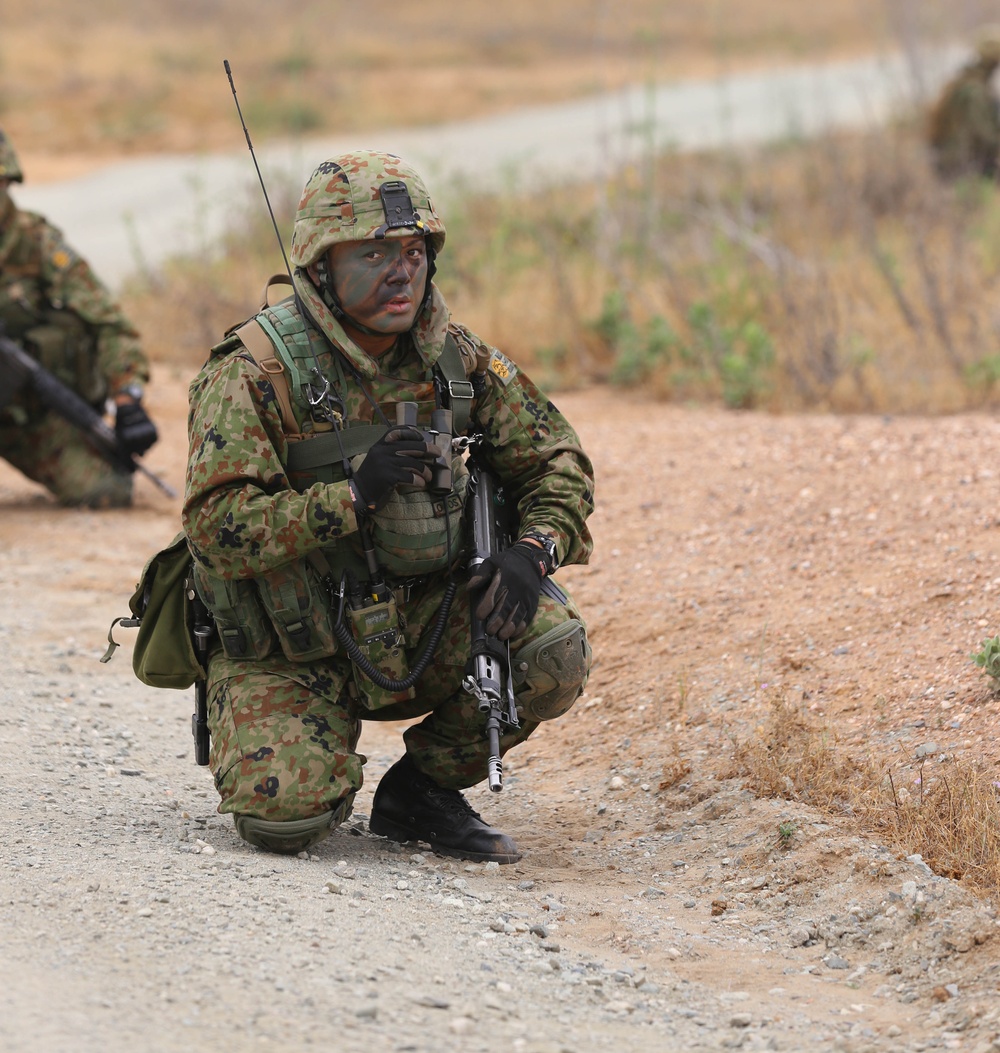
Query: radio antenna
224 59 293 278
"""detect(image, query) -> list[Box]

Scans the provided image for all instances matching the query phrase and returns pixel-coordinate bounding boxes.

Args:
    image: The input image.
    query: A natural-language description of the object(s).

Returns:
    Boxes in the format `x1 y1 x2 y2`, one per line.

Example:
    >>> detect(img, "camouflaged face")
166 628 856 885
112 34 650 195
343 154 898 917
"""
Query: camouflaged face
0 130 23 183
290 150 446 269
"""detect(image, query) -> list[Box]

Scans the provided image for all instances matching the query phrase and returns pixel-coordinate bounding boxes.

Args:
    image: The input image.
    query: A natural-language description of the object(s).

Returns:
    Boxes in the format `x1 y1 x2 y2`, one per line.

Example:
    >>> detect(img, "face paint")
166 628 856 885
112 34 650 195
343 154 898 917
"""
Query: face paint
327 236 428 336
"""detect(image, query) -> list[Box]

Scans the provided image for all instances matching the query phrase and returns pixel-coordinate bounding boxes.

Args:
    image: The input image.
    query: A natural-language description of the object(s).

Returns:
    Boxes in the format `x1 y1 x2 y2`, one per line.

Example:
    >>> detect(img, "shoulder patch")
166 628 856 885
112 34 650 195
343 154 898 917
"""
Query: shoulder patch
49 247 75 271
487 350 517 386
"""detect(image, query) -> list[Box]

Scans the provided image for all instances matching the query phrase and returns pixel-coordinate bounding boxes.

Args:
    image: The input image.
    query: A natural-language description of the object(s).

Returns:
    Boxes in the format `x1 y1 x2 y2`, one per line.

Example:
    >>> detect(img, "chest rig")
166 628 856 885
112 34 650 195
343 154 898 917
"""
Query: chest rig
193 281 478 681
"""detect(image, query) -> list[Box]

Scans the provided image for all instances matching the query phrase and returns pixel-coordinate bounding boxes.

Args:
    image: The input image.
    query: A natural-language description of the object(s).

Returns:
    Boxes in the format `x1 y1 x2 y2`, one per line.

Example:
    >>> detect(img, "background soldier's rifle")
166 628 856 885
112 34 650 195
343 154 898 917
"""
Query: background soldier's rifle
0 330 176 498
462 445 520 792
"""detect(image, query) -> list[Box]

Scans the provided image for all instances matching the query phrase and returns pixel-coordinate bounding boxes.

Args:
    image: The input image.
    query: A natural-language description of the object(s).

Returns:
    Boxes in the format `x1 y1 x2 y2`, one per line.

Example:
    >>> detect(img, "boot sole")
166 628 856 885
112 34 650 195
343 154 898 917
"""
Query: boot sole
368 812 522 864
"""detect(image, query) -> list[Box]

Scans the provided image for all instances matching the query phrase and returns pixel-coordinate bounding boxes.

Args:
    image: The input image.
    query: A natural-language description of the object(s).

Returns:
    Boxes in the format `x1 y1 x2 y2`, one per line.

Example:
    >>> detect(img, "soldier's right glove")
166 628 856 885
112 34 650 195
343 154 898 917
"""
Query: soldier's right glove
115 401 158 457
467 542 544 641
350 426 442 516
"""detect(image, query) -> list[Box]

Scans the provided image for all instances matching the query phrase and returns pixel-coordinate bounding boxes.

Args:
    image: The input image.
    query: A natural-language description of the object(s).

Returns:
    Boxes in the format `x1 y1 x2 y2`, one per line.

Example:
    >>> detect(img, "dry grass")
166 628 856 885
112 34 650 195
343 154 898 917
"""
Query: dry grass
119 116 1000 415
730 692 1000 892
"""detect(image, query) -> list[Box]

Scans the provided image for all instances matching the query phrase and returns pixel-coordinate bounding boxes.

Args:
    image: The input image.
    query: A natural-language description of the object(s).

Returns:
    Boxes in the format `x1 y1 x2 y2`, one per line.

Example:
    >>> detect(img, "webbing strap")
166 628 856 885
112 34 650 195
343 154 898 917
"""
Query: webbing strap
436 333 475 435
285 423 389 472
234 319 301 436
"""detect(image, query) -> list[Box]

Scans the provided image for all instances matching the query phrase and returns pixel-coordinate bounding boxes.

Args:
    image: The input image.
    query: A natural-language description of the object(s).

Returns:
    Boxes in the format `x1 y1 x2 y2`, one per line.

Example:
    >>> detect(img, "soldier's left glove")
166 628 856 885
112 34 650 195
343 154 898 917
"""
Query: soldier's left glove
467 542 544 641
115 401 158 457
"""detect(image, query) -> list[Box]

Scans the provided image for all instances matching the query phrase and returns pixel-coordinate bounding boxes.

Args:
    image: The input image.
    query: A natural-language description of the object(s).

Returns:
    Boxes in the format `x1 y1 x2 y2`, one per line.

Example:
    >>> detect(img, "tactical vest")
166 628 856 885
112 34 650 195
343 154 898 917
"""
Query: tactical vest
193 282 478 666
0 210 105 414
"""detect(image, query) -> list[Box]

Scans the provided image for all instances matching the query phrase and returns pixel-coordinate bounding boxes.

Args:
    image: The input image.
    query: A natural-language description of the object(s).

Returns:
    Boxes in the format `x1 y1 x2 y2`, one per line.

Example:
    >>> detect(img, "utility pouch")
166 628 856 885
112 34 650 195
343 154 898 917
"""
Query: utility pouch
360 455 470 576
102 531 206 689
255 561 340 662
192 563 277 661
347 594 415 710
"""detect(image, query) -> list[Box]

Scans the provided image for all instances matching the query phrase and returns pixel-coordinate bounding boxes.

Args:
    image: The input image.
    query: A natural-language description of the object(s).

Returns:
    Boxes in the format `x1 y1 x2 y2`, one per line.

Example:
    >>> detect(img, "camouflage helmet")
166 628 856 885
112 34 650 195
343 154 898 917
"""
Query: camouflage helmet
975 24 1000 63
0 128 24 183
290 150 445 270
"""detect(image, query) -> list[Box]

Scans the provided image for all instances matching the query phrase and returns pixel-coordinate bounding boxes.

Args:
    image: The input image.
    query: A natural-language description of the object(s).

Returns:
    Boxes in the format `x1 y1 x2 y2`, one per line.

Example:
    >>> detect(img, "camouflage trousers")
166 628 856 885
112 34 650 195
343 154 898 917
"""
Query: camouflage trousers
204 575 589 823
0 410 132 507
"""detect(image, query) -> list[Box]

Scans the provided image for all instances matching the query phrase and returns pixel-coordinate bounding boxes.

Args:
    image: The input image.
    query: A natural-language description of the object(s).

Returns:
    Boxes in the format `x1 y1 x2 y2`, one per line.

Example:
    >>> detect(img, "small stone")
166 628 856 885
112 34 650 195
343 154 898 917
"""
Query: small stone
730 1013 753 1028
609 776 625 790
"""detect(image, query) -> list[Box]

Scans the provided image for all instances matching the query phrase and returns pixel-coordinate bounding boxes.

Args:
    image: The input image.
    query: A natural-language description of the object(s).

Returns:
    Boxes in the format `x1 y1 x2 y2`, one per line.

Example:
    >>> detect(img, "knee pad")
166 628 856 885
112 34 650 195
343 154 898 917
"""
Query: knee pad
234 796 354 854
512 619 591 721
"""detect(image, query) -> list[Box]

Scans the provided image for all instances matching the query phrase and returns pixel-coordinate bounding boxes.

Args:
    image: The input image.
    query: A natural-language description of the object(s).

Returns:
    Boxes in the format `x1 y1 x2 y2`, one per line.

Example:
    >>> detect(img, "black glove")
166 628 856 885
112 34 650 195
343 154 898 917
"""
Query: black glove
115 400 158 456
467 542 544 641
351 426 441 515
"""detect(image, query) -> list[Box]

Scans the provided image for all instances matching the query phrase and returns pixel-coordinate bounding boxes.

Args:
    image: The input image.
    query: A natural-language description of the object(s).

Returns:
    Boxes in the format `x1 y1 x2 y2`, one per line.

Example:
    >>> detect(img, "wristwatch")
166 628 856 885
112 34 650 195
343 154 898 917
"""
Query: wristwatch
518 528 559 576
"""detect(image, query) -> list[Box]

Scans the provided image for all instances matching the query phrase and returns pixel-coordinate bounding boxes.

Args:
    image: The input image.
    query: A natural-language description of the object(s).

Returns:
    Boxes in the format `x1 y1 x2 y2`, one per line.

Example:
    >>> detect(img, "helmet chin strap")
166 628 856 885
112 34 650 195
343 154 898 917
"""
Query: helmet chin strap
314 241 437 338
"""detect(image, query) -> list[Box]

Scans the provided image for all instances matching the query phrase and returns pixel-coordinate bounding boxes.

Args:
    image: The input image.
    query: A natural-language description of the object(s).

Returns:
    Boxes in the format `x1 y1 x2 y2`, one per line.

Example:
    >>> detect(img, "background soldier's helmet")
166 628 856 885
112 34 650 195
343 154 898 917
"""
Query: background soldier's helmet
975 25 1000 64
290 150 446 270
0 129 24 183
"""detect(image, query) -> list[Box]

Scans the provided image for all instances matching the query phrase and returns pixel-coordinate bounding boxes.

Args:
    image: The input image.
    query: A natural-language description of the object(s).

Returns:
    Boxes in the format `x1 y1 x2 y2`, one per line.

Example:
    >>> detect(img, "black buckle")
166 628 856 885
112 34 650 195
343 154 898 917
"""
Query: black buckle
373 181 424 239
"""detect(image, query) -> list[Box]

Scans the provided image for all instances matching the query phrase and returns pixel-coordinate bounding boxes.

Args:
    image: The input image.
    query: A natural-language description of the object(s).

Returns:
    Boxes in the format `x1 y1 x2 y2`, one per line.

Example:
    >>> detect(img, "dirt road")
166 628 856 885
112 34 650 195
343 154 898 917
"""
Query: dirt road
3 371 1000 1052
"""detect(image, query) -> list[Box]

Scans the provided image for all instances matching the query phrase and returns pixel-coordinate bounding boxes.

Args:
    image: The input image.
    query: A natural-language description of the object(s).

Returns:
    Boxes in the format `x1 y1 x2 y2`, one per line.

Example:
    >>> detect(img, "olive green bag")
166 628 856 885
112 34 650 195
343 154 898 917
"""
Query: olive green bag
102 532 206 689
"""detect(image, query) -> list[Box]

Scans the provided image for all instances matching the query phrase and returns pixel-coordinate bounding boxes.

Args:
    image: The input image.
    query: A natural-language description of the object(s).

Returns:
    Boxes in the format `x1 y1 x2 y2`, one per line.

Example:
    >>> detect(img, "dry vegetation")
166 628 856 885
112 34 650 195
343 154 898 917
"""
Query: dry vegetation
730 691 1000 893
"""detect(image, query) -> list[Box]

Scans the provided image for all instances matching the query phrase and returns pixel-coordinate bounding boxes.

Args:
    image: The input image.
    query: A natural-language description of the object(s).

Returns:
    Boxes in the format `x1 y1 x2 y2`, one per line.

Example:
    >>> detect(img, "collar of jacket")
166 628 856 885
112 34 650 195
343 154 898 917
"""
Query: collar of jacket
291 267 451 380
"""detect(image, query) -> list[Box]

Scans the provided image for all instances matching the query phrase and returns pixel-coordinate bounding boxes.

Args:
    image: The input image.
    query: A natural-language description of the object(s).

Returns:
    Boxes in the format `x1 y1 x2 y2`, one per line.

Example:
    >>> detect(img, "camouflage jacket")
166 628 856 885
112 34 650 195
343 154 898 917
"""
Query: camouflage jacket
0 189 148 410
183 289 595 583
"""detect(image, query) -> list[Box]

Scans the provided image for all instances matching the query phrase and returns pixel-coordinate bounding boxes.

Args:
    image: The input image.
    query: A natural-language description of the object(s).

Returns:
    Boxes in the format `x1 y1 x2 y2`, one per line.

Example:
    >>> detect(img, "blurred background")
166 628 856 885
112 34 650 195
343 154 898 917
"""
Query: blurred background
4 0 1000 413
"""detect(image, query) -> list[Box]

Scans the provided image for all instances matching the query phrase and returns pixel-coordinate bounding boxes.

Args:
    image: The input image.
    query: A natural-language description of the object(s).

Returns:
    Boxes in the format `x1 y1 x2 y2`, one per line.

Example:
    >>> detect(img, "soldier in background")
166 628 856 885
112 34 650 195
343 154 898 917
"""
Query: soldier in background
927 27 1000 181
0 128 158 507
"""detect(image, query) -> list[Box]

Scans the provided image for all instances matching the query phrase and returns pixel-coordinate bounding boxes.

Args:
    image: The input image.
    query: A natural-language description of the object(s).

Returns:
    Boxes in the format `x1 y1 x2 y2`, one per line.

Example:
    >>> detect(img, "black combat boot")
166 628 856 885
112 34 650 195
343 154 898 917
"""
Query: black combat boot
369 754 521 864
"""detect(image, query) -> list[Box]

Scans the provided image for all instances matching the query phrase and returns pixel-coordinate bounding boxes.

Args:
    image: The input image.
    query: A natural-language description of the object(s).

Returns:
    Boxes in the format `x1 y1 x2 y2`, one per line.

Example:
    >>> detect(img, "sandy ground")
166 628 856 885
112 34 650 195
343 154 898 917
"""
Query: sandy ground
3 370 1000 1052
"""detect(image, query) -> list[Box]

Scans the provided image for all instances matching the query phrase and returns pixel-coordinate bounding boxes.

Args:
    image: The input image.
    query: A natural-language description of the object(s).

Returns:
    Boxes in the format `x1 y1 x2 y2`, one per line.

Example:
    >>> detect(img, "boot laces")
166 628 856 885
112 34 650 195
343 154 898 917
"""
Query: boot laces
426 784 483 821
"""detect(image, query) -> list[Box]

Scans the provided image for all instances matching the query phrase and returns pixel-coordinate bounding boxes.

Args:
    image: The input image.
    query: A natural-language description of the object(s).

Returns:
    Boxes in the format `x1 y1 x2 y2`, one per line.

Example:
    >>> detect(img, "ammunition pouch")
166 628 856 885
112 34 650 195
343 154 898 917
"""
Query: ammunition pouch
192 558 341 664
511 618 591 722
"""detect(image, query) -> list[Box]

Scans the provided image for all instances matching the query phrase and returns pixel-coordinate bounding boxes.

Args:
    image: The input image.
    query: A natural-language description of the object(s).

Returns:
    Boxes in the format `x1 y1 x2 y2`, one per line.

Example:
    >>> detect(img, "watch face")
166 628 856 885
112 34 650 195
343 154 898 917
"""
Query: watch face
121 383 144 401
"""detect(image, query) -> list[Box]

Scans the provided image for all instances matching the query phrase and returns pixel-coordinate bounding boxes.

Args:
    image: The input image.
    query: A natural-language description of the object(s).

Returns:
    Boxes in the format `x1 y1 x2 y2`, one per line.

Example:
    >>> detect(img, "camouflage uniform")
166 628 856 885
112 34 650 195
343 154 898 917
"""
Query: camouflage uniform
928 32 1000 180
183 152 595 851
0 130 150 506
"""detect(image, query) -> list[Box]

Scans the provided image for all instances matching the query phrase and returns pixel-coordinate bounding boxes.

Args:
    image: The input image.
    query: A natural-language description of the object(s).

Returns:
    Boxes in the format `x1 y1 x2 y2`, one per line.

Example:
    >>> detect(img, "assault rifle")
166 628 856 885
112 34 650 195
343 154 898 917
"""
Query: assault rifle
0 331 176 498
462 447 520 792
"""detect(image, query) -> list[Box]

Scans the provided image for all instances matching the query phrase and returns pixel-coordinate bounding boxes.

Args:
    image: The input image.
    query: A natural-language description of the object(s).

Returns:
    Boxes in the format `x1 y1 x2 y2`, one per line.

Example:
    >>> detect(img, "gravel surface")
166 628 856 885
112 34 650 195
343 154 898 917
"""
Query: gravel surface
3 376 1000 1053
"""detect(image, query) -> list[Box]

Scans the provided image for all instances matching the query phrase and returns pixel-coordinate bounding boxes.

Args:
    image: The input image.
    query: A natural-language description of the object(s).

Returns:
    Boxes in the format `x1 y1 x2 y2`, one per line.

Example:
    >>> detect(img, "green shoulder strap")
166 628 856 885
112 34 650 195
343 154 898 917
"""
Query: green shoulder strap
435 332 475 436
